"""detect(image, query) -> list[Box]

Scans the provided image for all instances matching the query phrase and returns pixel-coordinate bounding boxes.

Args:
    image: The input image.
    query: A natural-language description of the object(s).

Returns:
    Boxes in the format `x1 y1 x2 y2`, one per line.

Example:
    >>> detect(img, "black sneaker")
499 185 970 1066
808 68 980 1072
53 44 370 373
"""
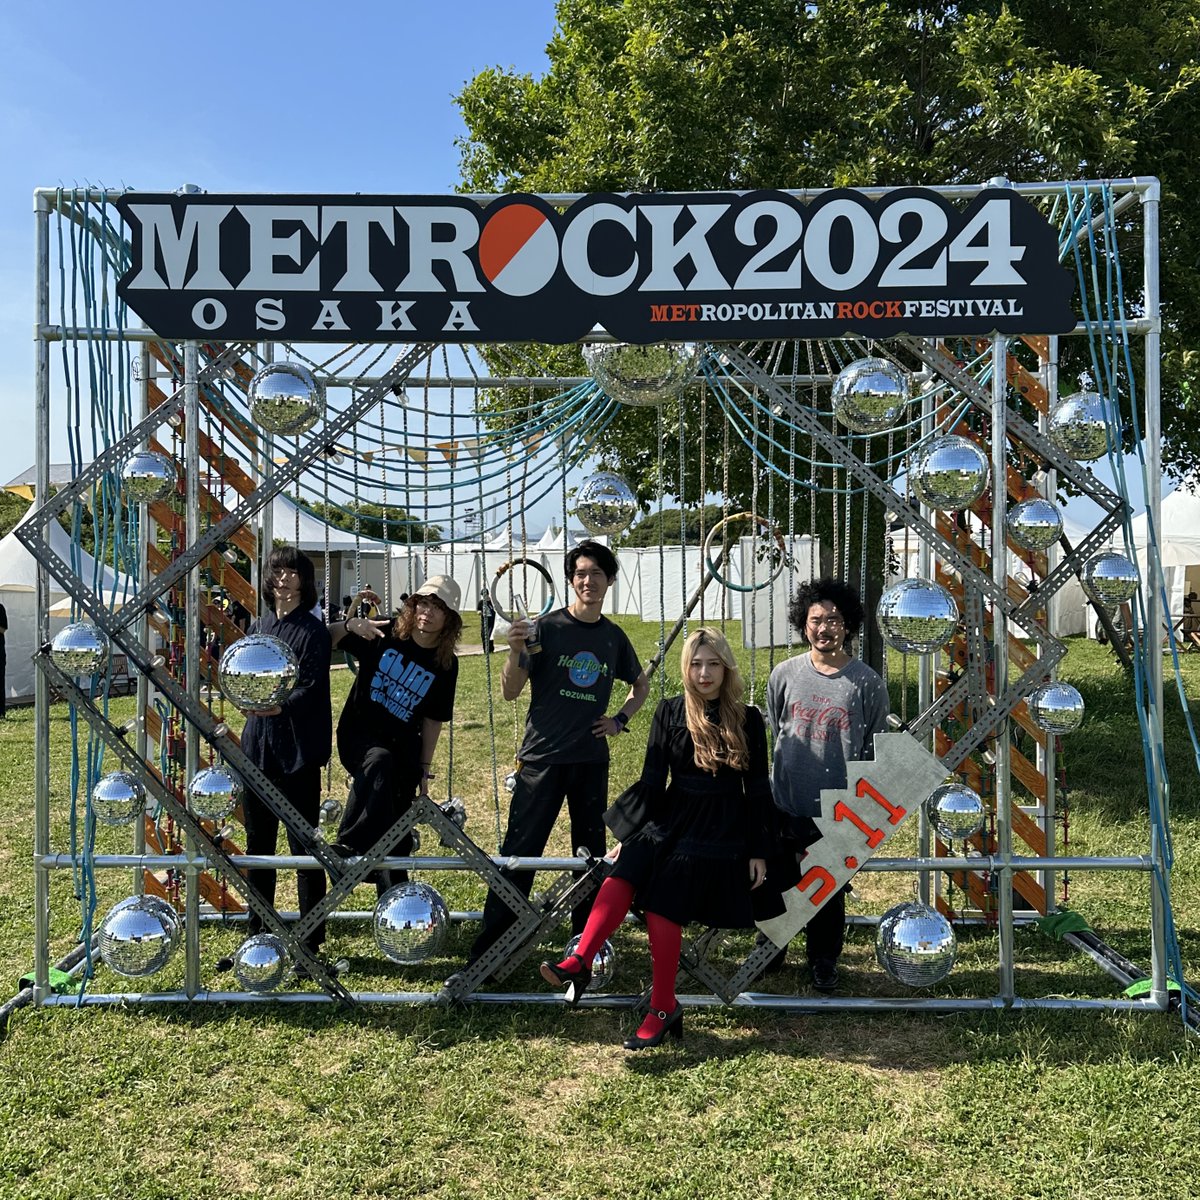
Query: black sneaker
811 959 839 992
214 955 235 973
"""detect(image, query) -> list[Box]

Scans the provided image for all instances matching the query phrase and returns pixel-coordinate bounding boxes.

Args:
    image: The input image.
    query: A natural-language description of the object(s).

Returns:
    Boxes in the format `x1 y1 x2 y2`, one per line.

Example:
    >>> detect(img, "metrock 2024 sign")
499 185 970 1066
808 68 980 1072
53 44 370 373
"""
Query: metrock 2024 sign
115 189 1076 344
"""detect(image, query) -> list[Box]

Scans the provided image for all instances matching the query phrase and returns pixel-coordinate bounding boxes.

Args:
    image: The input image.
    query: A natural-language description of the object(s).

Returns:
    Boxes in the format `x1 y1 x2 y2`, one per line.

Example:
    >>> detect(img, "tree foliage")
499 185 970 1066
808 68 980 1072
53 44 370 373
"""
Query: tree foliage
457 0 1200 474
619 503 756 546
301 499 442 548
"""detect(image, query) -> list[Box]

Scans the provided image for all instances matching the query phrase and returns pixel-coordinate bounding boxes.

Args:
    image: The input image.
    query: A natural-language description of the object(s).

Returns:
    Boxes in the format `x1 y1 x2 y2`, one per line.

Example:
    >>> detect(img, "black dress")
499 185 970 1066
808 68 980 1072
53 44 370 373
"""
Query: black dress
608 695 774 929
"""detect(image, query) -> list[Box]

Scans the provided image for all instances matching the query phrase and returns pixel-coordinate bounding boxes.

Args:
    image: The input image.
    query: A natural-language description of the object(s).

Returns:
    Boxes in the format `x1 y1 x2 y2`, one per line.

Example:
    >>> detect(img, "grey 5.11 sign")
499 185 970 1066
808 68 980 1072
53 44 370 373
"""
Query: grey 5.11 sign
115 189 1076 344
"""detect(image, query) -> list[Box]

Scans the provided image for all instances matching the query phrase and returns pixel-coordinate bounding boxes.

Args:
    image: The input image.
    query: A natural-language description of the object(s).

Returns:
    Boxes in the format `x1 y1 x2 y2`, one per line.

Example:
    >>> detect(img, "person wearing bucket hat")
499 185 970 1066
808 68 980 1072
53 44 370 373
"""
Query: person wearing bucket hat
328 575 462 894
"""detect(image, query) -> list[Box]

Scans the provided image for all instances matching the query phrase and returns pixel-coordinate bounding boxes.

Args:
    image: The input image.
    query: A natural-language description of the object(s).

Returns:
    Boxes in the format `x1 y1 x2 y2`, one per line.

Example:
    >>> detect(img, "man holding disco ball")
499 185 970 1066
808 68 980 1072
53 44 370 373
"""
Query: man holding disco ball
219 546 333 977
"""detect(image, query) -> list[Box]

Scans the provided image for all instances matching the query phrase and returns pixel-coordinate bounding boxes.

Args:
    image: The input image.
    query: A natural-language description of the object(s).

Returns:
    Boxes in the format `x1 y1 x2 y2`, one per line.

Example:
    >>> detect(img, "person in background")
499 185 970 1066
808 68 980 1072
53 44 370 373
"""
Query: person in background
764 577 889 991
540 628 771 1049
469 539 651 968
219 546 333 977
328 577 461 895
0 599 7 718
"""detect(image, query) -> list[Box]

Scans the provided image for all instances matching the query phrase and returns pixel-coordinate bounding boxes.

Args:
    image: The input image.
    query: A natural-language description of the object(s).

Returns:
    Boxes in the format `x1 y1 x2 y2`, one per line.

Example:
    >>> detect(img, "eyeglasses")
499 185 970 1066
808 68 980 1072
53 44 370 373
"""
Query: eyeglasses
807 615 845 629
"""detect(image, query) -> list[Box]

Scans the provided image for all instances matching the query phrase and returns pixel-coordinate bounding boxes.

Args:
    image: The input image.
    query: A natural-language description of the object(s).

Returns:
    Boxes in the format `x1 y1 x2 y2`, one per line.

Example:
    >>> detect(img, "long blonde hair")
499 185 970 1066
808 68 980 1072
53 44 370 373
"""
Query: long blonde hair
680 627 749 774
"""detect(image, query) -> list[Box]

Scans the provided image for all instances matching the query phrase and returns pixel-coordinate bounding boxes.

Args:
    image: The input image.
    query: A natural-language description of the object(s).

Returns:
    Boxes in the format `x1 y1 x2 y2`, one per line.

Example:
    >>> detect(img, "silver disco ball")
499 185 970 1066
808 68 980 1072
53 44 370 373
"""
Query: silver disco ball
1006 497 1064 552
91 770 145 827
319 796 344 830
218 634 299 713
248 361 324 436
50 621 108 676
832 357 910 434
139 895 183 954
1082 552 1139 607
583 342 699 407
121 450 177 504
232 933 288 993
373 882 450 964
875 901 957 987
1027 681 1085 735
574 471 639 537
503 772 518 793
188 764 242 822
99 895 182 978
565 935 616 992
877 579 959 654
909 435 990 511
926 782 986 842
1049 389 1109 462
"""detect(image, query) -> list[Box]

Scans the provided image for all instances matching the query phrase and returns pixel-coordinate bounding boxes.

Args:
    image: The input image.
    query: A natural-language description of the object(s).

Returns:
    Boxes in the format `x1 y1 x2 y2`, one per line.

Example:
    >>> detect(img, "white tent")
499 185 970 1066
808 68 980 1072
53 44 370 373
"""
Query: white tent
1 509 125 705
1130 484 1200 622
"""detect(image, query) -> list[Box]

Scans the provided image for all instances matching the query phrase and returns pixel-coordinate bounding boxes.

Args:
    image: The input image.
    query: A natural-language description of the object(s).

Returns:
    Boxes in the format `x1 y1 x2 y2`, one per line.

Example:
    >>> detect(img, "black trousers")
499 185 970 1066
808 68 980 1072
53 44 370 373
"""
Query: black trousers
241 761 326 951
776 815 847 966
470 758 609 962
336 731 417 892
0 640 6 717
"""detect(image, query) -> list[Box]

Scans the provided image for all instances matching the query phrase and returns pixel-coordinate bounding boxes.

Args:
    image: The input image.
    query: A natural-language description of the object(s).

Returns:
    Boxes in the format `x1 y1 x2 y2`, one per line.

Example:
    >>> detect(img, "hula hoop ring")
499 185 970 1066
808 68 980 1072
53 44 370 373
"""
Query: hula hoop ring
703 512 789 593
491 557 556 621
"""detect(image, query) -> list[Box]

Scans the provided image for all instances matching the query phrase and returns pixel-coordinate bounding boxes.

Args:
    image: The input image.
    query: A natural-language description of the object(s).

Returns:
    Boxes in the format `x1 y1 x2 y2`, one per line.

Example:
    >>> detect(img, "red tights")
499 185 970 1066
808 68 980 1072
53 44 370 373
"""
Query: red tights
559 876 684 1027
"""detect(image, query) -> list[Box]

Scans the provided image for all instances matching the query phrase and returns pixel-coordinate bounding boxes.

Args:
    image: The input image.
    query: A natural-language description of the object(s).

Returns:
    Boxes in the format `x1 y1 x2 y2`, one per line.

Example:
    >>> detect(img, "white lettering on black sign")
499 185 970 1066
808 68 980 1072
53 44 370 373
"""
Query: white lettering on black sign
116 189 1075 342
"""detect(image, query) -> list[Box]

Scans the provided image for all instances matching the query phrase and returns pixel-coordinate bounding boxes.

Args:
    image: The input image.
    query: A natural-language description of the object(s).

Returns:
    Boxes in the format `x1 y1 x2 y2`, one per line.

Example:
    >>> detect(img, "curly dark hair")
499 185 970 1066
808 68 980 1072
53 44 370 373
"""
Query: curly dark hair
788 577 865 647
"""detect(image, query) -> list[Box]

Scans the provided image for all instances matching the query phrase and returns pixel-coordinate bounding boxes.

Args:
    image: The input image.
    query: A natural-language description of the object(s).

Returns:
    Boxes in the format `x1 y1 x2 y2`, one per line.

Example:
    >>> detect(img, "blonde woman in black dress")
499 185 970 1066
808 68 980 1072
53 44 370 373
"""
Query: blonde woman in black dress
541 627 772 1048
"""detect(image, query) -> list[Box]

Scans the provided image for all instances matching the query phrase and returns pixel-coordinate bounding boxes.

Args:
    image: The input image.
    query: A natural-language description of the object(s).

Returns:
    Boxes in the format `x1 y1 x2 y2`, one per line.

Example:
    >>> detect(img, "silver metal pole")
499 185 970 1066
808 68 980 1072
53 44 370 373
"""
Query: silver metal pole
917 355 936 905
992 334 1015 1002
1041 335 1059 912
184 341 202 996
32 191 53 1005
133 338 152 889
1141 179 1169 1008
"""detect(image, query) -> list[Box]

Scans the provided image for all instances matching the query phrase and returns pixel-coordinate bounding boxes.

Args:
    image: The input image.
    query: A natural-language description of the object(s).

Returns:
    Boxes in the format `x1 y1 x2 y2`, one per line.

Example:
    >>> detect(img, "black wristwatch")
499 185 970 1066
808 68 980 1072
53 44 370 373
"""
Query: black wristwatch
612 711 629 729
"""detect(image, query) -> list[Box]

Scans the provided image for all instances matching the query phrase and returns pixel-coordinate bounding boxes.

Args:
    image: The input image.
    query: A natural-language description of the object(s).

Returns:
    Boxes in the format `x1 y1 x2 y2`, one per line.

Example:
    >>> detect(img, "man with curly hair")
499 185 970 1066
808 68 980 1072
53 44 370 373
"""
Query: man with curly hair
765 577 890 991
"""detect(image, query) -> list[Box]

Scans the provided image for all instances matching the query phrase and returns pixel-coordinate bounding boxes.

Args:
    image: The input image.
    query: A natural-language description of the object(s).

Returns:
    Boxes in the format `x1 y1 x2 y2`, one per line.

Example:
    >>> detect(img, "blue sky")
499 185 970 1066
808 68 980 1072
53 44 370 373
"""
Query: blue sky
0 0 1146 535
0 0 558 493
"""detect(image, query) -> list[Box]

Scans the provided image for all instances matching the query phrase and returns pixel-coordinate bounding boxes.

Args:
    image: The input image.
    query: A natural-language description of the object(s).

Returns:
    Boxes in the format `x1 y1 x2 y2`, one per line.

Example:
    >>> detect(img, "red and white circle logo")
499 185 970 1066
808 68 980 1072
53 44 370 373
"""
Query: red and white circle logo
479 204 560 296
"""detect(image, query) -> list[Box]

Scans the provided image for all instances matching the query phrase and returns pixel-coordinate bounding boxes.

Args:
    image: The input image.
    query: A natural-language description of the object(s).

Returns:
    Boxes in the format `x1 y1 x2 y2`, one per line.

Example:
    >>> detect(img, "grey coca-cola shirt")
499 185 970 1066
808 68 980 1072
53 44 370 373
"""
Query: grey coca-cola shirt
766 653 890 821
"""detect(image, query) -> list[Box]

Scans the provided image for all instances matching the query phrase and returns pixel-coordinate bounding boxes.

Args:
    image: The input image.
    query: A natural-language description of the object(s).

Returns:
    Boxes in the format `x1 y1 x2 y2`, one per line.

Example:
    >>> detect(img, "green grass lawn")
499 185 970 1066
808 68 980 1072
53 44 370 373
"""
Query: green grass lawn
0 626 1198 1199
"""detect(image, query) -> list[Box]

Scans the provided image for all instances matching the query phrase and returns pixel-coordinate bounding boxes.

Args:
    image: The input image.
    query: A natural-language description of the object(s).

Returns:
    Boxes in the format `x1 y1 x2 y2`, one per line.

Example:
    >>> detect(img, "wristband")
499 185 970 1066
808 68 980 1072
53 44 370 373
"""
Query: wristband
613 711 629 729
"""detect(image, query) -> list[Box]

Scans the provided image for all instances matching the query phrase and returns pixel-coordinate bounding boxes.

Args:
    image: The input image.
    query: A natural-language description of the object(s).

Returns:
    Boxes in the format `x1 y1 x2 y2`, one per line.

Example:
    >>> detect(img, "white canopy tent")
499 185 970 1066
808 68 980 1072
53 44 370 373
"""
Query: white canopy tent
1 509 125 704
1130 484 1200 623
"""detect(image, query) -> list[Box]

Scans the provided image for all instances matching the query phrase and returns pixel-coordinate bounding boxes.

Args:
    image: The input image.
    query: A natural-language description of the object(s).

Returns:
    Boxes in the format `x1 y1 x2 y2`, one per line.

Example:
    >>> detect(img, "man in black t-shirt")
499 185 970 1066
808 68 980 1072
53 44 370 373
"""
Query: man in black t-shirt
470 540 650 965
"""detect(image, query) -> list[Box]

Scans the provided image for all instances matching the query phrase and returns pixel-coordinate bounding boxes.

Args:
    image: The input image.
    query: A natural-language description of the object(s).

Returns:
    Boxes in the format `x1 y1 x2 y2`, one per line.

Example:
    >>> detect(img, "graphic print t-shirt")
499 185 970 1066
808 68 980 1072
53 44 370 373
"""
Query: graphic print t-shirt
519 608 642 765
765 653 890 821
338 632 457 753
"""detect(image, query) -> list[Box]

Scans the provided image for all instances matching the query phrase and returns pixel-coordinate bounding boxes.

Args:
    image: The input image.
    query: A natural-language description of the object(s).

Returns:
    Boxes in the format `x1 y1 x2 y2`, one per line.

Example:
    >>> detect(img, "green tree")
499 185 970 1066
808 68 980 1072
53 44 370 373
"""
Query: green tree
620 504 756 546
0 491 27 541
457 0 1200 474
301 499 442 548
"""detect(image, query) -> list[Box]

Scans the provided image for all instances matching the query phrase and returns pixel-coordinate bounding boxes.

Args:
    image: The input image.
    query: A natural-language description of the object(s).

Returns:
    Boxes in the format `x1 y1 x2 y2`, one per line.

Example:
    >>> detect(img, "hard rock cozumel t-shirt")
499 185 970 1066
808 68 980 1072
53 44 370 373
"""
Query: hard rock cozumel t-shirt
518 608 641 765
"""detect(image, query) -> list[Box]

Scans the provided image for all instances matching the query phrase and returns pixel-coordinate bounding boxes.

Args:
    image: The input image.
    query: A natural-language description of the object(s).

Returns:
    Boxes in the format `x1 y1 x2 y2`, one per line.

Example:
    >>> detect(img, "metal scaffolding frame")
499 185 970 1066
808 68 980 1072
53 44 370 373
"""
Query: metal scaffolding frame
21 177 1170 1014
